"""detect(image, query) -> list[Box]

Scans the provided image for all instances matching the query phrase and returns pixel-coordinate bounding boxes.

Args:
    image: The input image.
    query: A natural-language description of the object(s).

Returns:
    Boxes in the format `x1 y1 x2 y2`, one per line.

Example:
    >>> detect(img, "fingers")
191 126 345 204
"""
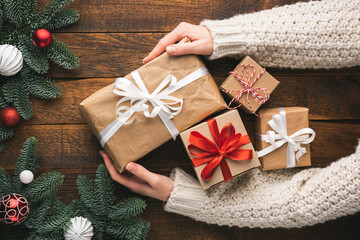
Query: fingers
100 151 139 189
143 22 188 63
101 151 124 183
165 41 208 56
126 162 158 185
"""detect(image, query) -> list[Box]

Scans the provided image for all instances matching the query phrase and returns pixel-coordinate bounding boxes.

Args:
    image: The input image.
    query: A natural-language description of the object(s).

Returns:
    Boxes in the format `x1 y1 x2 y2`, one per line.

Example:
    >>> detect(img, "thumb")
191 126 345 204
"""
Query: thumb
126 162 156 184
166 42 198 56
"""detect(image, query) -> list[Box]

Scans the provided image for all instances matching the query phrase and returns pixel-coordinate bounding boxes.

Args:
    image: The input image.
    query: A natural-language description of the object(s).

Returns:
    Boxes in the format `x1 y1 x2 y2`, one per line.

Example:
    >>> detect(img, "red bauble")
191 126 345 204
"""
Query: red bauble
0 193 29 225
32 29 52 48
0 107 20 127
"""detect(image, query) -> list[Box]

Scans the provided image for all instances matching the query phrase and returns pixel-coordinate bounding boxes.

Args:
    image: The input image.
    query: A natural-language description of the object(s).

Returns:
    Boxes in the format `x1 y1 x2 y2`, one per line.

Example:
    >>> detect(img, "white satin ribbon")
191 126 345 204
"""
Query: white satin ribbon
256 108 316 168
98 66 210 147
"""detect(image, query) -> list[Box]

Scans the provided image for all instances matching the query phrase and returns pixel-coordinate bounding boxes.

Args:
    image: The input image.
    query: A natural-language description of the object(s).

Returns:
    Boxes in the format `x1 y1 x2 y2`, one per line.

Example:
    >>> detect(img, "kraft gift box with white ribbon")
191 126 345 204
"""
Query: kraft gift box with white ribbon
255 107 316 171
80 38 226 172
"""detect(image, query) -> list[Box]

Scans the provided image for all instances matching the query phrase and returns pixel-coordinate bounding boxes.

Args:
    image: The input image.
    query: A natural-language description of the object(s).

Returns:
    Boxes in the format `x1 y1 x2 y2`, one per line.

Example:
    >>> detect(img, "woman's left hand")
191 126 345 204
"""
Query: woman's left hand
100 151 174 202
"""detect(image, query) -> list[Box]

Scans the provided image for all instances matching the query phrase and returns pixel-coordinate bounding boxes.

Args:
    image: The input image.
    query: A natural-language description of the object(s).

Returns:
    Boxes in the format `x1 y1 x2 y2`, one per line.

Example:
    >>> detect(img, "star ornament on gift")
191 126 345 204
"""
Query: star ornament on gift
188 118 253 182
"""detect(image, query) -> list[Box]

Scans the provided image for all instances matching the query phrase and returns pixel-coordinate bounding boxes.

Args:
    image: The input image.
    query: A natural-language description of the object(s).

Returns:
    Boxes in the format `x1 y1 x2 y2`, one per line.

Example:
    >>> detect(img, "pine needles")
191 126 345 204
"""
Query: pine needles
0 0 79 151
77 165 150 240
1 137 150 239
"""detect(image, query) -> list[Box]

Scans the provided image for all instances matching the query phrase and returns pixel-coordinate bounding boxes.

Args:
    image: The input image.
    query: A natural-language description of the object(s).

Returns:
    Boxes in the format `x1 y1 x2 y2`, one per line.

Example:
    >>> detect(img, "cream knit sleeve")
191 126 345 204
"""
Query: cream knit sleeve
164 142 360 228
200 0 360 69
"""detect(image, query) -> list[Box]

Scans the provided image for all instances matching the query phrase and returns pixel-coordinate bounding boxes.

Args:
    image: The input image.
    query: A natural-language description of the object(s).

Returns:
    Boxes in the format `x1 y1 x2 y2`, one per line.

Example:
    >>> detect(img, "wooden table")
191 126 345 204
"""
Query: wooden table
2 0 360 239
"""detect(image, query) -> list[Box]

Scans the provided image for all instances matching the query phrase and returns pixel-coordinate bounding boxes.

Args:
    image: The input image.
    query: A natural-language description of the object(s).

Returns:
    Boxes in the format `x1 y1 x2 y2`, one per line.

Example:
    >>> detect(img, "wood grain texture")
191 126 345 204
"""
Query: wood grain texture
50 33 360 79
2 0 360 239
38 0 303 33
26 75 360 126
1 121 358 171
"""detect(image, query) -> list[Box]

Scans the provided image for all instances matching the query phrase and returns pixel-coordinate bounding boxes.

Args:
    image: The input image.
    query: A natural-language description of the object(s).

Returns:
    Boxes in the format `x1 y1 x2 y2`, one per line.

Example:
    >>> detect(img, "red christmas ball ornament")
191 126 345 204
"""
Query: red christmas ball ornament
32 29 52 48
0 107 20 127
0 193 29 225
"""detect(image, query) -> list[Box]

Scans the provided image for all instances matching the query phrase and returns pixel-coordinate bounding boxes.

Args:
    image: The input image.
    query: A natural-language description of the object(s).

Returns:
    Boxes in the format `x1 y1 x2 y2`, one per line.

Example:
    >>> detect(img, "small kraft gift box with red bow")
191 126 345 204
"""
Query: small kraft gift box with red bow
220 56 279 116
180 110 260 190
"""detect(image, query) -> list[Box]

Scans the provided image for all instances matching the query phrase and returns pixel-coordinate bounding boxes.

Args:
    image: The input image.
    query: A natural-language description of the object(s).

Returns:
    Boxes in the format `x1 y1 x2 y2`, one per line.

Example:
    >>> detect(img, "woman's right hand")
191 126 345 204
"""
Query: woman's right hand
143 22 213 63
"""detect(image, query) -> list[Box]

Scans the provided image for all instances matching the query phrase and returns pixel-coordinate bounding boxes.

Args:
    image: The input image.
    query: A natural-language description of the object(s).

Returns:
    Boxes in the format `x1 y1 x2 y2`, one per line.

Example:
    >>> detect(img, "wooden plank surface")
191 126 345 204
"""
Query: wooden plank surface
26 76 360 126
49 33 360 79
38 0 303 33
2 0 360 239
0 121 358 170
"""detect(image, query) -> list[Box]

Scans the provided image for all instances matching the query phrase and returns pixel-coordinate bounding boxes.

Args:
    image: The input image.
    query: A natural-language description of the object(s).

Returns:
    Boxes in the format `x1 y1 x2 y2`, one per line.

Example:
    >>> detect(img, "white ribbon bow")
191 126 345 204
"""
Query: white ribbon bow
98 66 209 147
256 108 316 168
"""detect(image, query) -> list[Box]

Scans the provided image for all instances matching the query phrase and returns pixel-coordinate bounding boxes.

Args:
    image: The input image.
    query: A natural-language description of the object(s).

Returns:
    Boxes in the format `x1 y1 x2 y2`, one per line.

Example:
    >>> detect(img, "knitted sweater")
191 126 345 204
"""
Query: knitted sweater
164 0 360 228
164 142 360 228
200 0 360 69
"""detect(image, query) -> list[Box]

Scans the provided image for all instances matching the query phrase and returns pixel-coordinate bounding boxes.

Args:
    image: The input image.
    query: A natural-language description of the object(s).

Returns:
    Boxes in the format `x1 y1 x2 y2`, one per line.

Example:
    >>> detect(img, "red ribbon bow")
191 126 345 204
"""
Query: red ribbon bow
188 118 253 182
223 64 270 116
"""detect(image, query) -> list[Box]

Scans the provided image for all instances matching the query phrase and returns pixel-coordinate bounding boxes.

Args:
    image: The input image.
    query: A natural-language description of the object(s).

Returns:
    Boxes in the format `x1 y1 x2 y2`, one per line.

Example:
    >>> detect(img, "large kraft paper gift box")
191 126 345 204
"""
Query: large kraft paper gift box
220 56 279 114
80 42 226 172
255 107 316 171
180 110 260 190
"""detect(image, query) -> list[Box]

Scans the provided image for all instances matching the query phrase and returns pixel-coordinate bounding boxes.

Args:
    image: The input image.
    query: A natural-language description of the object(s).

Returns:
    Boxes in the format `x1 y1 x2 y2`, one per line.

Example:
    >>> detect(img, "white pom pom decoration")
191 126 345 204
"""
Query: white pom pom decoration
0 44 23 76
20 170 34 184
64 216 94 240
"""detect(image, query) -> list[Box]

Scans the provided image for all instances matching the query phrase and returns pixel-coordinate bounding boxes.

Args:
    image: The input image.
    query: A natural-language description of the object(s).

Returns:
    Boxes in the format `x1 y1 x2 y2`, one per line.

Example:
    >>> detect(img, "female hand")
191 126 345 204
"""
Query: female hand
100 151 174 202
143 22 213 63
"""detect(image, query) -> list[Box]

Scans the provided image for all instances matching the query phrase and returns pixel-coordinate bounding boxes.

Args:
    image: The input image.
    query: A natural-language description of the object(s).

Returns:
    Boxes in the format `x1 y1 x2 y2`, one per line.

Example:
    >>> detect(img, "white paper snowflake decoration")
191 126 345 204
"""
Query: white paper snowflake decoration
0 44 23 76
64 216 94 240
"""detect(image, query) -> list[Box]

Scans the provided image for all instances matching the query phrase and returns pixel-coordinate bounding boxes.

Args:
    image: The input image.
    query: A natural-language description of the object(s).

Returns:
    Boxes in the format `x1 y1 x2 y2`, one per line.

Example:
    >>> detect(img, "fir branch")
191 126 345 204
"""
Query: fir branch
0 142 6 153
0 5 3 31
26 232 64 240
0 125 14 141
20 64 62 99
35 206 72 234
21 0 37 24
0 90 8 108
107 218 150 240
14 137 38 175
24 172 64 202
34 0 75 28
25 194 56 230
24 75 62 99
0 167 13 196
3 0 26 27
13 137 38 190
94 164 116 210
6 224 28 240
109 197 147 220
77 175 102 216
47 38 79 69
18 35 49 74
44 8 79 30
2 78 33 119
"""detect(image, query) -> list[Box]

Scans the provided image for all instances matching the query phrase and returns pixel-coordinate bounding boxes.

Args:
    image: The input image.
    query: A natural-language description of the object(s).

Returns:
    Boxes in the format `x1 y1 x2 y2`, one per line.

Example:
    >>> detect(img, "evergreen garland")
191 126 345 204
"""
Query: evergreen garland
0 0 79 151
0 137 150 239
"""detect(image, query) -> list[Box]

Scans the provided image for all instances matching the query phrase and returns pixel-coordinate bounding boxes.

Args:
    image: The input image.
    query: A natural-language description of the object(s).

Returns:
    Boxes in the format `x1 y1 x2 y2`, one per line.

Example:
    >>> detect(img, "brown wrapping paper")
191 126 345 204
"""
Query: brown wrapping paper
80 40 226 172
220 56 279 114
255 107 311 171
180 110 260 190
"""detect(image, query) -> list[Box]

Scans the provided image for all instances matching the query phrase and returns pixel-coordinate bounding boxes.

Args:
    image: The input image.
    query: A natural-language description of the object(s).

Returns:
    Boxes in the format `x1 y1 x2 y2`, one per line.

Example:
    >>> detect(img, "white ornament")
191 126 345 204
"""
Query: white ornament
64 216 94 240
0 44 23 76
20 170 34 184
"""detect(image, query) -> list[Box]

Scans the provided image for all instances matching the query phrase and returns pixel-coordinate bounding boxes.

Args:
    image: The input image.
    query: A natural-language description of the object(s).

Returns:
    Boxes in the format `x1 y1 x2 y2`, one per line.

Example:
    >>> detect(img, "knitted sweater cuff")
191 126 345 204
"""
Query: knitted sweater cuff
200 18 247 61
164 168 207 220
